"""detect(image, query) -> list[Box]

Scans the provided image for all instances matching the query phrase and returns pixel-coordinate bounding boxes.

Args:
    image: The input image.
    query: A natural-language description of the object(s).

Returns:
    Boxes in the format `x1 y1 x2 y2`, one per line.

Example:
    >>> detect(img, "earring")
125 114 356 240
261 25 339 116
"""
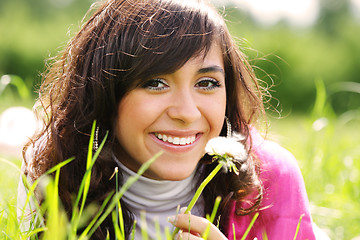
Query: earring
93 126 99 152
225 116 232 138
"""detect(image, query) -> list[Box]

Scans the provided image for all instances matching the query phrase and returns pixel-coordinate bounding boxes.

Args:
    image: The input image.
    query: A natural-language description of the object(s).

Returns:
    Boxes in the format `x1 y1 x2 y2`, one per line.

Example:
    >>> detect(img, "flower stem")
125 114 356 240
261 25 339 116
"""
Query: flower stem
172 163 223 237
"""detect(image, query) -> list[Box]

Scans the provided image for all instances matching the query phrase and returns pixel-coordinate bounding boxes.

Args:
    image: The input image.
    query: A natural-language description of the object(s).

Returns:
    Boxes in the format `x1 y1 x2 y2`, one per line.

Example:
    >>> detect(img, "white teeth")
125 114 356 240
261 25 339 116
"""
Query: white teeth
180 138 187 145
154 133 196 145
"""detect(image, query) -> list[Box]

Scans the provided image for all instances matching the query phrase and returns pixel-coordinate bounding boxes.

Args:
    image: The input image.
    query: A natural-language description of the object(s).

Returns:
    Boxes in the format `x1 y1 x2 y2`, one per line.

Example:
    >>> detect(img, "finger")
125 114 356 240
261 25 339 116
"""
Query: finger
169 214 227 239
176 230 203 240
171 213 209 234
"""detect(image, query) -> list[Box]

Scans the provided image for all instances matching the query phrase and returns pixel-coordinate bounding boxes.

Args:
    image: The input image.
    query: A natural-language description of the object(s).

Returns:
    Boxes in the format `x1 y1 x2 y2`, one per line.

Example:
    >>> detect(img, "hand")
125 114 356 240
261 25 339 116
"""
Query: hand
168 213 228 240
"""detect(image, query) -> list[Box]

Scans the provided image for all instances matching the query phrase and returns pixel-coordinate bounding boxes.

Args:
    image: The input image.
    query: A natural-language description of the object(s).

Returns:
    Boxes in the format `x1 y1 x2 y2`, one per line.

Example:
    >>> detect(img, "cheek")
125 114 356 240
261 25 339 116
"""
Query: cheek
116 93 163 136
204 93 227 138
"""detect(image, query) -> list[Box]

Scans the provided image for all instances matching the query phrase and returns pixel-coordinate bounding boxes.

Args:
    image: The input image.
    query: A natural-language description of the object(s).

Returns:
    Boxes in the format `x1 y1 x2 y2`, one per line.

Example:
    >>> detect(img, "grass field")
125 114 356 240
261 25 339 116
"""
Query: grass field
270 114 360 239
1 112 359 239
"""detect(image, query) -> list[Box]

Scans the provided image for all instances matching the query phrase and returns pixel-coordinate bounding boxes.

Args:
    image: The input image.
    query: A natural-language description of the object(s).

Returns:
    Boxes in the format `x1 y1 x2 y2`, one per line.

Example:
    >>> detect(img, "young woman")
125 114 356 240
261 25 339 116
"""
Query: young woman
19 0 319 239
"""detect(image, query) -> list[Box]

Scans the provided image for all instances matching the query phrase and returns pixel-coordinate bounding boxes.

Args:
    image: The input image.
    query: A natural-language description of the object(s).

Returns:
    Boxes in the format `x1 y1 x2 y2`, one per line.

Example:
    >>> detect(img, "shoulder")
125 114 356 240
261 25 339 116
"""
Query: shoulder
225 129 316 239
17 142 46 232
17 141 44 215
250 129 302 183
249 129 315 238
250 129 308 205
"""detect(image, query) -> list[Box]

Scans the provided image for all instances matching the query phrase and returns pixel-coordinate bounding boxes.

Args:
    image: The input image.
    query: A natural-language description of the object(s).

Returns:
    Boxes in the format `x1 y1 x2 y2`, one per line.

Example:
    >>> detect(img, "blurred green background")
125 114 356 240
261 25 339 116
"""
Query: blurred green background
0 0 359 239
1 0 359 113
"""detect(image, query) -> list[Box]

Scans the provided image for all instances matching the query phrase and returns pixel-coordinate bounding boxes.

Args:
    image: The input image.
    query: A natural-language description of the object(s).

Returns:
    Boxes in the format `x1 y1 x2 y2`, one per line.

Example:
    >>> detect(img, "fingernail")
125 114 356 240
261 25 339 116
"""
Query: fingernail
180 207 188 214
167 215 176 223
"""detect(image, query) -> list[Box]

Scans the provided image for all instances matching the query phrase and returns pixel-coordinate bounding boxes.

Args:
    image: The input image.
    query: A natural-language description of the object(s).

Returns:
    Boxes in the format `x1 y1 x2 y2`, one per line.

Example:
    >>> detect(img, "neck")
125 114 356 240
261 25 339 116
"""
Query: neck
113 154 205 239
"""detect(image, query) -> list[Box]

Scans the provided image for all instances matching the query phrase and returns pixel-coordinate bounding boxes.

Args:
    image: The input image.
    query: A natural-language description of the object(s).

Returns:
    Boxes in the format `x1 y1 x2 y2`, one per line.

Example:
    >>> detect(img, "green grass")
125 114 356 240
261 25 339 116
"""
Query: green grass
269 114 360 240
0 156 22 238
266 81 360 239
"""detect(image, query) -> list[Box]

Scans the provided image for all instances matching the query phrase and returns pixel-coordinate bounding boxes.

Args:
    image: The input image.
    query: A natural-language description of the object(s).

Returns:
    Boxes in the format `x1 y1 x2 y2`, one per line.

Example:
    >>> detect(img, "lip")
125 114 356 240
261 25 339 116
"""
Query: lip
149 131 203 152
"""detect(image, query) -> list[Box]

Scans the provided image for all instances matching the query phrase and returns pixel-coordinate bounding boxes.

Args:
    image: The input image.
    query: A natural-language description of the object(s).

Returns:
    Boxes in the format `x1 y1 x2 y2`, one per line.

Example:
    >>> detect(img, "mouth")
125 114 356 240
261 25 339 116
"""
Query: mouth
154 133 197 146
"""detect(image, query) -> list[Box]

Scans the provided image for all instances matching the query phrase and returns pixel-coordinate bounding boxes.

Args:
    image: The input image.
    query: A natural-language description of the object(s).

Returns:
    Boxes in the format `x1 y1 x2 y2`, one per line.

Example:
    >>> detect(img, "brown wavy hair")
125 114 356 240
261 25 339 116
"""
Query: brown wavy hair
23 0 265 238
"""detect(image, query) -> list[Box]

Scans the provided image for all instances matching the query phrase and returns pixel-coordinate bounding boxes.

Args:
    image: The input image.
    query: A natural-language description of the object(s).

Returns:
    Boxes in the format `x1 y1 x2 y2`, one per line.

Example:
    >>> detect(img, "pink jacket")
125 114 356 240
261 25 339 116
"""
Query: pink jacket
226 131 316 239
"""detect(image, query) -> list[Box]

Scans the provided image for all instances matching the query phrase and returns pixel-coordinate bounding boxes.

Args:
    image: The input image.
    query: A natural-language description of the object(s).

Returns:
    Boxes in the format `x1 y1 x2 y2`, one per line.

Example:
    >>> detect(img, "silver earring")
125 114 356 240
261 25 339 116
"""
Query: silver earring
93 126 99 152
225 116 232 138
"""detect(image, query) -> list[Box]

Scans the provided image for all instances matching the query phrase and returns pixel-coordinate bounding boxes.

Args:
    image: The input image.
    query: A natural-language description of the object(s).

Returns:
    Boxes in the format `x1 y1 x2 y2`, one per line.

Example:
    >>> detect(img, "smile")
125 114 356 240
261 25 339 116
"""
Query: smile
154 133 196 145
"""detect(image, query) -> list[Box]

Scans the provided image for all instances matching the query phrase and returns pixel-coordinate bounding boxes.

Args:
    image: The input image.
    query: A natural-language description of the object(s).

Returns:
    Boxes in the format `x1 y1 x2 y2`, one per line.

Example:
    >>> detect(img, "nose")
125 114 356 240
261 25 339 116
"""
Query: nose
167 89 201 124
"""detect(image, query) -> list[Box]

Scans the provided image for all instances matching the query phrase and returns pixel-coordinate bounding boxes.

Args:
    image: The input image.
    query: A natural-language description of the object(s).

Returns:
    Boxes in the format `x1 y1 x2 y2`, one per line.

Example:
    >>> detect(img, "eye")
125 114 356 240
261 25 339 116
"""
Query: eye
141 78 169 91
195 78 222 91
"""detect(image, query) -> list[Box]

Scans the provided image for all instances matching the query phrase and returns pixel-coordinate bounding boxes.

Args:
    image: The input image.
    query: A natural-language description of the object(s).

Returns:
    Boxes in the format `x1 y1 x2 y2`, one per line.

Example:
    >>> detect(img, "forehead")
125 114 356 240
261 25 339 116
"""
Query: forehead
176 43 224 77
153 43 225 81
192 42 224 66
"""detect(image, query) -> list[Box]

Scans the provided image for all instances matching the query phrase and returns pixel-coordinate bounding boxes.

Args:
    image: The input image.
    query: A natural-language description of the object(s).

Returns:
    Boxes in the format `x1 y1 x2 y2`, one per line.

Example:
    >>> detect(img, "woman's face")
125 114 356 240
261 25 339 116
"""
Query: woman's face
115 43 226 180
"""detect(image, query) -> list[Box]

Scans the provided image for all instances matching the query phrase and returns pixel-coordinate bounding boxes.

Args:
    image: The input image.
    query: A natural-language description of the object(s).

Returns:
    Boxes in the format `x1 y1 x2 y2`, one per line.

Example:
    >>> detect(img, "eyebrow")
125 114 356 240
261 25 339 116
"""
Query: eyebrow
197 65 225 76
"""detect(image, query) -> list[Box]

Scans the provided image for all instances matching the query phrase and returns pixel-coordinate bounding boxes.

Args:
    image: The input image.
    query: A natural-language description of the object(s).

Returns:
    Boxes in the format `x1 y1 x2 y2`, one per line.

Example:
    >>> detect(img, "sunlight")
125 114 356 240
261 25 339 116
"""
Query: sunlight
211 0 320 26
350 0 360 19
0 107 38 158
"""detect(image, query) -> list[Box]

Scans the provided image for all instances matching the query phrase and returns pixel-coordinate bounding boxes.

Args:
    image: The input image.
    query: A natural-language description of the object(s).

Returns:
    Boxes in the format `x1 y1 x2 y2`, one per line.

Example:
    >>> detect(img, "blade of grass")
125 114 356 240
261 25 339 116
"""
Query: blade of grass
112 210 124 240
140 211 149 240
186 163 223 212
131 220 137 240
117 198 125 240
25 227 48 239
208 196 221 223
78 121 97 215
202 196 221 239
164 227 172 240
172 162 223 237
77 191 114 238
293 214 304 240
73 130 108 211
312 78 327 119
0 157 22 172
42 167 68 240
50 168 60 231
115 167 120 237
154 217 162 240
70 122 108 236
233 223 236 240
262 230 269 240
240 212 259 240
0 74 30 99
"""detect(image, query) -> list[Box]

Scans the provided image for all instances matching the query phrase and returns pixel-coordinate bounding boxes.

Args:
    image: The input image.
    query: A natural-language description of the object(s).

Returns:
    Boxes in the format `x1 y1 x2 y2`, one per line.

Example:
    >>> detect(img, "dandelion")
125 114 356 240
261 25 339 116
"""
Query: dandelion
205 133 248 175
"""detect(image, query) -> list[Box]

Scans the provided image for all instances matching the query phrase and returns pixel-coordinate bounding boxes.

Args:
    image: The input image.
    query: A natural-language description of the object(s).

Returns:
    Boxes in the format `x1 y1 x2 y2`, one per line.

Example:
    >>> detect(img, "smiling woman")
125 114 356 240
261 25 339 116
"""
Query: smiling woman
18 0 319 239
115 43 226 181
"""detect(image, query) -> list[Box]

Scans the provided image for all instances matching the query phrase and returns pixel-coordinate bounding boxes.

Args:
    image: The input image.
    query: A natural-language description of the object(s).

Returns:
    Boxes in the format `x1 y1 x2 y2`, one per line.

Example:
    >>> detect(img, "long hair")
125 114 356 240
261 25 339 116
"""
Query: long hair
23 0 265 238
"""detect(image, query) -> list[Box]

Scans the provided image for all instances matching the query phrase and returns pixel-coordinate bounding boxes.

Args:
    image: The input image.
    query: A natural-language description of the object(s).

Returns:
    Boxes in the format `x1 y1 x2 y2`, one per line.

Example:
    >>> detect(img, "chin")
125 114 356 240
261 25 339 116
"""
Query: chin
164 174 191 181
